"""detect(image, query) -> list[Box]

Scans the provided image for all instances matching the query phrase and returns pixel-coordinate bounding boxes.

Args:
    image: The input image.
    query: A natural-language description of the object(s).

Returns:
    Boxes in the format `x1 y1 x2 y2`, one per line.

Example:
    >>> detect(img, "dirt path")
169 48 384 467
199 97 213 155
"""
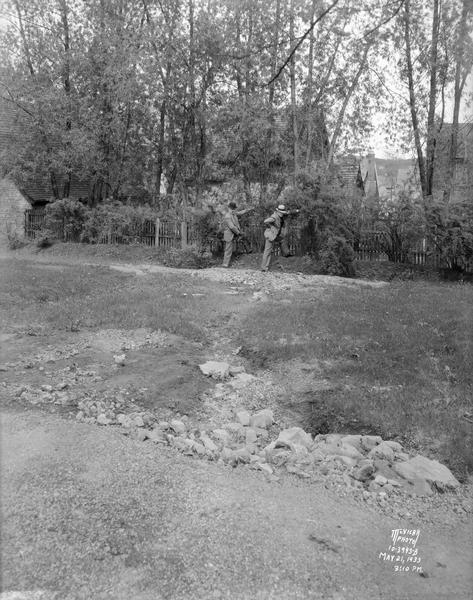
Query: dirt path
2 408 472 600
0 247 388 293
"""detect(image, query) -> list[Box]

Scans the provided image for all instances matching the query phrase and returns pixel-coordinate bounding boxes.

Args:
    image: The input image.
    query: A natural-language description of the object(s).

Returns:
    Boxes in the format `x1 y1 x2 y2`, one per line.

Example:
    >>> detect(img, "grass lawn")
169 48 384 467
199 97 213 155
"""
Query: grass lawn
0 259 240 343
237 280 473 480
1 248 472 480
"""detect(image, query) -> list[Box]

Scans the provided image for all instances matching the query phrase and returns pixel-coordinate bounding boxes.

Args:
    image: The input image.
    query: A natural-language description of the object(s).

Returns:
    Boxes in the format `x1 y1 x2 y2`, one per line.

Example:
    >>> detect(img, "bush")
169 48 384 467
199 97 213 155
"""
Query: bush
424 199 473 272
81 202 158 244
190 207 222 254
375 193 425 263
318 235 356 277
44 198 88 241
282 173 356 276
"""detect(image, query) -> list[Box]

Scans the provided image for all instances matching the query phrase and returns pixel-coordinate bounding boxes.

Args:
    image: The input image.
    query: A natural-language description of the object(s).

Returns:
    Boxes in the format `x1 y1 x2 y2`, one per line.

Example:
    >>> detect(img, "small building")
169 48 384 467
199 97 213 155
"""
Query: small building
0 101 32 245
0 99 89 245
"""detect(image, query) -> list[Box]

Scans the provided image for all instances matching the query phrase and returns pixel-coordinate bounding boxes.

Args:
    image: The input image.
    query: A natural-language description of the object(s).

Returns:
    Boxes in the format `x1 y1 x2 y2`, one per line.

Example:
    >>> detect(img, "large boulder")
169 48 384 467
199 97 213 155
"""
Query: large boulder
360 435 383 452
367 441 395 462
316 440 364 461
340 435 364 452
383 440 403 453
276 427 313 450
393 455 460 492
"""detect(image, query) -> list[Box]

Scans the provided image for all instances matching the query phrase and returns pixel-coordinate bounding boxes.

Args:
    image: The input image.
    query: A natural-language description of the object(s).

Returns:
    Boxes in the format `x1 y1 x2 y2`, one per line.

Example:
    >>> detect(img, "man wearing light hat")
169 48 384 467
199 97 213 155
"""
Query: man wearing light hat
261 204 299 272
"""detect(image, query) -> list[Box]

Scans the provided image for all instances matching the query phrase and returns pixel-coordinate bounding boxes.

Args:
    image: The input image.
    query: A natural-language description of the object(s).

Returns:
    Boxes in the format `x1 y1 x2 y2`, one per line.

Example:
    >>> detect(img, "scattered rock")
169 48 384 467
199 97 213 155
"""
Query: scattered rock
254 462 273 475
113 354 126 366
199 433 219 453
276 427 313 449
228 373 257 388
249 409 274 429
170 419 187 434
223 422 245 436
229 365 245 375
131 429 147 442
374 475 388 486
97 414 112 426
212 428 232 446
234 448 251 464
221 447 238 466
146 429 168 444
245 428 258 445
199 361 230 379
133 415 145 428
352 462 375 482
236 410 251 427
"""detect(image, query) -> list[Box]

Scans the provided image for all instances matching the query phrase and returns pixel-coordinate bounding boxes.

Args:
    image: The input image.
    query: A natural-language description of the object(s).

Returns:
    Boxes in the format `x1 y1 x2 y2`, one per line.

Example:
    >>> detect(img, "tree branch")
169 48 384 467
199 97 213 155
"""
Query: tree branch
266 0 341 86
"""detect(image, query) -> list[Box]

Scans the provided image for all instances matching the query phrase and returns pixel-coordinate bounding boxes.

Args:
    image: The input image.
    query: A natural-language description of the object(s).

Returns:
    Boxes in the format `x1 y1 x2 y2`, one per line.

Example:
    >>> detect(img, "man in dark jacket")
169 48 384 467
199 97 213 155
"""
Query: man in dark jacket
261 204 299 271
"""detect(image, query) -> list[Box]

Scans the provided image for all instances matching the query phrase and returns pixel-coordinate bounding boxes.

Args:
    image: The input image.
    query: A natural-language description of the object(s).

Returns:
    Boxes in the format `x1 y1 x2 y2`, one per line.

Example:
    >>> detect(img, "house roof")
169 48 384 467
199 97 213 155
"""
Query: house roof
334 156 364 191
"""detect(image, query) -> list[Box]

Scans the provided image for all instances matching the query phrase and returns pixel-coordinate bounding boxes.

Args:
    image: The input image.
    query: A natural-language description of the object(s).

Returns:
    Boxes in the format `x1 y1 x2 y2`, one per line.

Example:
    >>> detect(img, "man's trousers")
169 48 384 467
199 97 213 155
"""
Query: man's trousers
222 239 236 267
261 237 290 270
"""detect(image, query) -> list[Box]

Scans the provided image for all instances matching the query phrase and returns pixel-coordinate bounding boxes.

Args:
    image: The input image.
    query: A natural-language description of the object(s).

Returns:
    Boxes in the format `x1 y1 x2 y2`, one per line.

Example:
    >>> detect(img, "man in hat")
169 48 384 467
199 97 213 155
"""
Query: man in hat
221 201 253 267
261 204 299 272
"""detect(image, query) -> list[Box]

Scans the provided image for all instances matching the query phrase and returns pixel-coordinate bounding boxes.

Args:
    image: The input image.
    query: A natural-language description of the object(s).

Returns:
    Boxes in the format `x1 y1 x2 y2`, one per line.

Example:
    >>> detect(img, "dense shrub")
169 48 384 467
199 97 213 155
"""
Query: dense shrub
425 198 473 272
44 198 88 241
81 202 158 243
374 193 425 263
318 235 356 277
282 173 357 276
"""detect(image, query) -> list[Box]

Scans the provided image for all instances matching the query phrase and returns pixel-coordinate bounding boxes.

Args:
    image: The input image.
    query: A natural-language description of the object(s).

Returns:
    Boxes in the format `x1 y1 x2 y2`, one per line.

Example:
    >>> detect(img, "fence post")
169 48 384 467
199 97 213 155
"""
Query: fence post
181 221 188 249
155 218 160 247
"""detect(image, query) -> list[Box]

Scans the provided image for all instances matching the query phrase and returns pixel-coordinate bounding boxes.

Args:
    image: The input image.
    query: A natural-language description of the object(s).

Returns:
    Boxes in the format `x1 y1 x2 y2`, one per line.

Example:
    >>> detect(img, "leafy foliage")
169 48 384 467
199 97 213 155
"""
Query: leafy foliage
282 172 356 276
374 191 425 263
424 198 473 271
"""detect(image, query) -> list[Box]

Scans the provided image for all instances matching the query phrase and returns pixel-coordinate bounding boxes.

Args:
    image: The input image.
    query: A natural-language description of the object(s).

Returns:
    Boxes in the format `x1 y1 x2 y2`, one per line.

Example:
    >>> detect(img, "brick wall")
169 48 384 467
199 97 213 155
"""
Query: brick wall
0 177 31 245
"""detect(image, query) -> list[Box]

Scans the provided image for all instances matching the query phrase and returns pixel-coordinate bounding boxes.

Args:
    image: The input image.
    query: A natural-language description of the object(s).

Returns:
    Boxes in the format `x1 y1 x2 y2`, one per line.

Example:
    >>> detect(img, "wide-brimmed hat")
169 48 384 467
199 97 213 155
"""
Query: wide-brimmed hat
277 204 288 214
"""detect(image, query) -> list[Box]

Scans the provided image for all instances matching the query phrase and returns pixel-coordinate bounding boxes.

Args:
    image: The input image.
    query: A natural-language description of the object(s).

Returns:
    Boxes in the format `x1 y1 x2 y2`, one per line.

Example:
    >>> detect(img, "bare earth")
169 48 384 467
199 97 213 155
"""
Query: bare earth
1 250 472 600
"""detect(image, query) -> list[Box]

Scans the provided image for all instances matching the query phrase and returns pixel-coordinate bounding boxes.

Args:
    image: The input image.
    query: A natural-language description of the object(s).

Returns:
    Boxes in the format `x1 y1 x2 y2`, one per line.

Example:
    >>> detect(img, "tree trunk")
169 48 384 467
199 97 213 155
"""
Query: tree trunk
289 0 299 180
60 0 72 198
326 42 371 168
403 0 427 196
305 0 316 170
443 0 471 204
425 0 440 197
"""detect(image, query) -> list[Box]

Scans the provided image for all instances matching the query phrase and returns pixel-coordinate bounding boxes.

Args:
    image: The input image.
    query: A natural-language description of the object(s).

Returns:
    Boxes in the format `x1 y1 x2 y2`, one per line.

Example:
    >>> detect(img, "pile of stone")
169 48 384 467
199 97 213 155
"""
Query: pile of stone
14 383 76 407
93 402 460 498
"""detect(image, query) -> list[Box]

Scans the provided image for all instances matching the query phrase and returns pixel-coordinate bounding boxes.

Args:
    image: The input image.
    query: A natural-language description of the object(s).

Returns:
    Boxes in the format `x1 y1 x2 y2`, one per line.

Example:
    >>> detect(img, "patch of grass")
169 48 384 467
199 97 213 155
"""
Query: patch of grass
0 259 239 344
19 241 218 269
238 281 473 477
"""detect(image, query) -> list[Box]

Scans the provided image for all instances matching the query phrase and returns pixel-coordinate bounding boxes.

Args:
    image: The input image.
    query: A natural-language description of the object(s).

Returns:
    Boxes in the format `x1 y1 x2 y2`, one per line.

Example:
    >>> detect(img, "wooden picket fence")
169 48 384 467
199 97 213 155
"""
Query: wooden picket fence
24 208 472 272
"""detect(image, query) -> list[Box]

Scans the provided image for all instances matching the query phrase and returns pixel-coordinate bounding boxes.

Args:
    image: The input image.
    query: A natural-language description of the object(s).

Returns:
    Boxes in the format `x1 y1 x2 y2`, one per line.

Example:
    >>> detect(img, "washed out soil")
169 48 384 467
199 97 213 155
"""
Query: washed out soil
0 327 215 418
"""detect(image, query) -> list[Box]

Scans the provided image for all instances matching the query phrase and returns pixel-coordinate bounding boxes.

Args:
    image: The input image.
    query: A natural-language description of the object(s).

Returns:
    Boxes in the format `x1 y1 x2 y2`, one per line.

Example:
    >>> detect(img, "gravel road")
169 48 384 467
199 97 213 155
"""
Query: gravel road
1 408 472 600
